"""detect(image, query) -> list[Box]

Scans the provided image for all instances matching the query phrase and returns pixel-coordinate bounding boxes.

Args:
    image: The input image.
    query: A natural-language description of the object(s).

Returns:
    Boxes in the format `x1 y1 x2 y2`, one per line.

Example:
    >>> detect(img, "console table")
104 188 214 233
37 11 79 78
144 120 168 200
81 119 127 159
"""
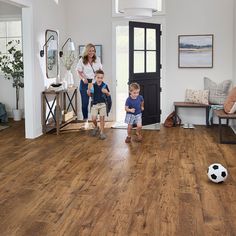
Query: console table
174 102 211 126
42 87 78 135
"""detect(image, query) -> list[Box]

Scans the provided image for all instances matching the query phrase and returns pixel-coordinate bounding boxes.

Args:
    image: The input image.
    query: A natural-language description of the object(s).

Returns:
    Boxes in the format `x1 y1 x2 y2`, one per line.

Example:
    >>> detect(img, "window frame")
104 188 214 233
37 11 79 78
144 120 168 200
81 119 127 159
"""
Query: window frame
0 17 22 74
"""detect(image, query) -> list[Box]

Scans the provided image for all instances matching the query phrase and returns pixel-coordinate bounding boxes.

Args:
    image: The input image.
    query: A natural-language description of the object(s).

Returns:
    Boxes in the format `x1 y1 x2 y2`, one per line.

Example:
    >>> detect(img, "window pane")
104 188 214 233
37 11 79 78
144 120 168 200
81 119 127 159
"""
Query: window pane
134 28 144 50
7 21 21 37
134 51 144 73
0 38 7 54
0 22 6 37
146 51 156 72
146 29 156 50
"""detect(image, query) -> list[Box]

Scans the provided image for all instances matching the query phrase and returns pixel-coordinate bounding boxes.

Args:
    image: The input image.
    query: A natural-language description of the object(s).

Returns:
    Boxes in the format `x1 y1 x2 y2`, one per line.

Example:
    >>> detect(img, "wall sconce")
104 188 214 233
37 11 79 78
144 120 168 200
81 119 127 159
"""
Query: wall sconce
40 35 57 57
59 38 75 57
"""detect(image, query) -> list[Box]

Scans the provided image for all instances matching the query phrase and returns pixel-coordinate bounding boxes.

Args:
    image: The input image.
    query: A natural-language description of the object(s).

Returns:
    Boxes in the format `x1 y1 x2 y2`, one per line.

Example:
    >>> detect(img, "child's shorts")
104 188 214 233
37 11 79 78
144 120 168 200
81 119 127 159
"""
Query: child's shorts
91 103 106 117
125 113 142 125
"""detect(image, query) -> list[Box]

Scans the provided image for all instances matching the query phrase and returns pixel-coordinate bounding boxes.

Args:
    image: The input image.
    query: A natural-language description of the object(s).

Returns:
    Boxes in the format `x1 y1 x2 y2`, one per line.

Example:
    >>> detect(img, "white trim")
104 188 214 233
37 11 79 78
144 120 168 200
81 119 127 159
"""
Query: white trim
112 0 165 18
0 15 21 20
0 0 31 7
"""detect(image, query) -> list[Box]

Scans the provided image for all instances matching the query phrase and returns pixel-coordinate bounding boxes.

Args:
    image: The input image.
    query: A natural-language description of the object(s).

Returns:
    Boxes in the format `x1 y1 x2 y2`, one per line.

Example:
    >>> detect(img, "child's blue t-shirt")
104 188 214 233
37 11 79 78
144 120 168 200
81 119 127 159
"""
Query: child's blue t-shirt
125 95 144 115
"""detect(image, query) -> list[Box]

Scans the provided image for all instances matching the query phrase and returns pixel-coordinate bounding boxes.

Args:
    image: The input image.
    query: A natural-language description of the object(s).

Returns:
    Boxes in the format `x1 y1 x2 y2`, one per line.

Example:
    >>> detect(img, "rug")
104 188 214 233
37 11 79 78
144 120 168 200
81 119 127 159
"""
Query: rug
111 122 161 130
0 125 9 131
60 121 114 132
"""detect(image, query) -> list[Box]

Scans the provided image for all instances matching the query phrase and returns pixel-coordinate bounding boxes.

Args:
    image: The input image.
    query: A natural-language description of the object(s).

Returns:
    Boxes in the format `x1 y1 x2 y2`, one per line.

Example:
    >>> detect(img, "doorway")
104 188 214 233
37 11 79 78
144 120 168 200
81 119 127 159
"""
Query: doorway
0 0 35 138
114 21 162 129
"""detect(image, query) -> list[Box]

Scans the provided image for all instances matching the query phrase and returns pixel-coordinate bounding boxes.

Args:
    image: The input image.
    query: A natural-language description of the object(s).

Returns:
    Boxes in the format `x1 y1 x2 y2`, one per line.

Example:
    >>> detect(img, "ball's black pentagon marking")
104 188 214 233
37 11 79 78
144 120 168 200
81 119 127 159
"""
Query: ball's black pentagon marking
213 165 219 170
211 174 217 180
221 171 226 178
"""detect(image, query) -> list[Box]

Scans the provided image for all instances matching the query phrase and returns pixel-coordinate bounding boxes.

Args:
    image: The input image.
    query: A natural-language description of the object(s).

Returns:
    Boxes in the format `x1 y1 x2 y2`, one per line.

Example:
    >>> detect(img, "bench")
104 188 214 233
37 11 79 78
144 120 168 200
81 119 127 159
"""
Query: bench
214 110 236 144
174 102 211 126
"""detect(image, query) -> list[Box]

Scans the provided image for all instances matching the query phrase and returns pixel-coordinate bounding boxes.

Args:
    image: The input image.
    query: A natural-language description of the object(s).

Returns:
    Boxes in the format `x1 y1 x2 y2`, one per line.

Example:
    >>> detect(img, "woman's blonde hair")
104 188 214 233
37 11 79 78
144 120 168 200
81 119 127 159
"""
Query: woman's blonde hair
82 43 97 64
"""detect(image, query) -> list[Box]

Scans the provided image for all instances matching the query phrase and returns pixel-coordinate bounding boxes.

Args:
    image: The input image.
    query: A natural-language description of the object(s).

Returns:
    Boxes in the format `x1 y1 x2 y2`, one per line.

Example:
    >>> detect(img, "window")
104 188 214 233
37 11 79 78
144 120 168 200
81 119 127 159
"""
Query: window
0 20 22 55
112 0 165 17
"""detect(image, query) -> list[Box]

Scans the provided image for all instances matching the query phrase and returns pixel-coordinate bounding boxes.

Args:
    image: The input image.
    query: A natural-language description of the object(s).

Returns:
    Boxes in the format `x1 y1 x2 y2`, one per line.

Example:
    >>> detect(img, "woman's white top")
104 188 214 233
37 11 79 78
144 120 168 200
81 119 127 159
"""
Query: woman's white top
76 57 102 81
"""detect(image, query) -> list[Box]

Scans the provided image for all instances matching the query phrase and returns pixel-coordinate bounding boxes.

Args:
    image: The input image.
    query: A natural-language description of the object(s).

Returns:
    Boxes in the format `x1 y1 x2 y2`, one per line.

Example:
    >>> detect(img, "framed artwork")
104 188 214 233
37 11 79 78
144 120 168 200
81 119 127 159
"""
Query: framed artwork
178 34 213 68
78 45 102 63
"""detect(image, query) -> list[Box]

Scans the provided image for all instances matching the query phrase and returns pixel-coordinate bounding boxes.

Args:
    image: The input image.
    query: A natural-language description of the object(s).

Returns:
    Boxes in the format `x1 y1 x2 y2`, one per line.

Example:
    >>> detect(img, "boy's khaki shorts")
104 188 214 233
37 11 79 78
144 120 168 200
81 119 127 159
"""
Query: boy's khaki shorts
91 103 106 117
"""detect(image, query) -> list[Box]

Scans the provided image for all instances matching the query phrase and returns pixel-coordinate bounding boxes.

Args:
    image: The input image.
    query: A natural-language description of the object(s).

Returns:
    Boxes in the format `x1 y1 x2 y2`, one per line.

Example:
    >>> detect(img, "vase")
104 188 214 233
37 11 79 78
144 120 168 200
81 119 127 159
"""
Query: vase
64 70 74 88
13 109 22 121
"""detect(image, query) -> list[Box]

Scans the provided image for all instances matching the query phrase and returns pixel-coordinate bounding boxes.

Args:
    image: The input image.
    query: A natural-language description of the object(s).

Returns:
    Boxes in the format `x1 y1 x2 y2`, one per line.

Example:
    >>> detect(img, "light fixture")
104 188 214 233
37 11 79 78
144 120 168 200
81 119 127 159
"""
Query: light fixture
40 35 57 57
59 38 75 57
118 0 157 19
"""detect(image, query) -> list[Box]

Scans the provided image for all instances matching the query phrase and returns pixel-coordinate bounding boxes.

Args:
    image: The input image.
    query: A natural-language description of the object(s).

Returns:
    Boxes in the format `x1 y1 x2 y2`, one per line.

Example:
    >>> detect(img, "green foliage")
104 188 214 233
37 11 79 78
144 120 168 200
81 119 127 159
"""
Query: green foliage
0 40 24 109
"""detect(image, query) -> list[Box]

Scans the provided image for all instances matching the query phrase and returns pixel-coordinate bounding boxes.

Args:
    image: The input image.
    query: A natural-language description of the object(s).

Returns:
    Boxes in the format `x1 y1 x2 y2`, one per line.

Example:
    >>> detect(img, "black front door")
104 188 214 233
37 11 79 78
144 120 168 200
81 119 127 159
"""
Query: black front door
129 21 161 126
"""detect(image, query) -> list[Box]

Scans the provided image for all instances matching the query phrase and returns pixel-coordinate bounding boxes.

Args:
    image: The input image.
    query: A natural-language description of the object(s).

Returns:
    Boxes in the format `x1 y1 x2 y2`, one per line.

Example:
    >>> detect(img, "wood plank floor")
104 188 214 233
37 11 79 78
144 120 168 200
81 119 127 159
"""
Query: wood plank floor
0 121 236 235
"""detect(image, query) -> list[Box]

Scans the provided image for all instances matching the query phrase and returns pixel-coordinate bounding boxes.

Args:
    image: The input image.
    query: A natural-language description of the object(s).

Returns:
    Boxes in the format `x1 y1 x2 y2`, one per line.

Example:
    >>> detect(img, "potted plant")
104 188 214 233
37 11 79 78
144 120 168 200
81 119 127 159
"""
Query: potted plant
0 40 24 121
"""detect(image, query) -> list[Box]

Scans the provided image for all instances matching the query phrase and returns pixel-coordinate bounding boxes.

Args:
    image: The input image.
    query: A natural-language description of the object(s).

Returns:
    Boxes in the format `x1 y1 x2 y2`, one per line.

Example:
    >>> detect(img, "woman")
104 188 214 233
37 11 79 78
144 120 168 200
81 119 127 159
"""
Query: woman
76 43 103 123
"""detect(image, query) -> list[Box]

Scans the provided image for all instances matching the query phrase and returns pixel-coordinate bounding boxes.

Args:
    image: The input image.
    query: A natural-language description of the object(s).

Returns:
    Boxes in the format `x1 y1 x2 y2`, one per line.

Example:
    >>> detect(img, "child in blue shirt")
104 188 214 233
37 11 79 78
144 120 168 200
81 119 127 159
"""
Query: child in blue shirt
125 82 144 143
87 69 110 140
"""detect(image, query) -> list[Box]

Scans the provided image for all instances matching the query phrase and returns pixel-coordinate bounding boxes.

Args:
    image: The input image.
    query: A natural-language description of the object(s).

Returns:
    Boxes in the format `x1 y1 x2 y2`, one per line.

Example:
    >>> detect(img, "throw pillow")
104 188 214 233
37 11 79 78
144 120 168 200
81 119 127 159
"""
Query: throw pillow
224 87 236 114
185 89 209 105
204 77 232 104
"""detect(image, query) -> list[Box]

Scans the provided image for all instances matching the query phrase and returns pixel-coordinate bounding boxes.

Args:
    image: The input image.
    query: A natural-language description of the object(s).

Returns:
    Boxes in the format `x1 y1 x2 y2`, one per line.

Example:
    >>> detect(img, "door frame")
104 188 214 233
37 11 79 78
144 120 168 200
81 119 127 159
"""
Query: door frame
0 0 36 138
112 17 166 123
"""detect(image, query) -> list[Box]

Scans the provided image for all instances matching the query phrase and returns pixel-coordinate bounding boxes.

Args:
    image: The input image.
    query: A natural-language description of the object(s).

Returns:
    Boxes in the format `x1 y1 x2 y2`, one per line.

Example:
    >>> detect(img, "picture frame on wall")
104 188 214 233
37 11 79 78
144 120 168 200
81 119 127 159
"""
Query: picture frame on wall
78 45 103 63
178 34 213 68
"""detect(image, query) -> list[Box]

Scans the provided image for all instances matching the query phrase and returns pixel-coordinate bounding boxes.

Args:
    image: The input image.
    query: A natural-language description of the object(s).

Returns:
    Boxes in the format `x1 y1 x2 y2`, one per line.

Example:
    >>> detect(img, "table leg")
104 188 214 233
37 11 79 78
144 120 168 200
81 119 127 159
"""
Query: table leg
206 106 210 127
56 94 60 135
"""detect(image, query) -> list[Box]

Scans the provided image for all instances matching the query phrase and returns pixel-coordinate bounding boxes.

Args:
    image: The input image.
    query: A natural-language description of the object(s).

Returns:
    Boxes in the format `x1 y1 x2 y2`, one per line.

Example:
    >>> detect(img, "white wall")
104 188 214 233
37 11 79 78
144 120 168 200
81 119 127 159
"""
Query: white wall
165 0 234 124
66 0 234 125
0 1 21 16
65 0 113 120
28 0 67 137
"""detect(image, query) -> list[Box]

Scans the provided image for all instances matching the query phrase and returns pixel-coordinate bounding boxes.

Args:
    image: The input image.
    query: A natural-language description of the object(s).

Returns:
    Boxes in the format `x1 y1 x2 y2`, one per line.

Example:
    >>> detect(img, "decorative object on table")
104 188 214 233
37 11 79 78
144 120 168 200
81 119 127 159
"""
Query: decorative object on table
185 89 209 105
40 29 58 79
78 45 102 63
224 87 236 114
207 163 228 183
204 77 232 104
61 39 76 88
0 40 24 121
178 34 213 68
49 83 63 91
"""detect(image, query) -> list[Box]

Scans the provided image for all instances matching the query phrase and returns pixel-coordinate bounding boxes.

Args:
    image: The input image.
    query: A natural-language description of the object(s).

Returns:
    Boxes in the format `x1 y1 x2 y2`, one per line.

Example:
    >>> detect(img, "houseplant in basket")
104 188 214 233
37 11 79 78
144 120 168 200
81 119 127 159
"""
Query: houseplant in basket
0 40 24 121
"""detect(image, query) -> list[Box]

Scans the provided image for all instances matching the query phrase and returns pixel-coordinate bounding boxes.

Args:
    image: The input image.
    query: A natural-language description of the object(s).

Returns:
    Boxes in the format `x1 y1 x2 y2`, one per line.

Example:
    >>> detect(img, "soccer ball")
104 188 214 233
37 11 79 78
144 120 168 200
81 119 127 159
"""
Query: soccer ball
207 163 228 183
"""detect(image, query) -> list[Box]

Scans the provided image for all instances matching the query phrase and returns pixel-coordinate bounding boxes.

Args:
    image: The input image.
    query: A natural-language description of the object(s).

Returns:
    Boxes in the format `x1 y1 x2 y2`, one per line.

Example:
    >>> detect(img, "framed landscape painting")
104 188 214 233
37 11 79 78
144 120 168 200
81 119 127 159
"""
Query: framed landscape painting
178 34 213 68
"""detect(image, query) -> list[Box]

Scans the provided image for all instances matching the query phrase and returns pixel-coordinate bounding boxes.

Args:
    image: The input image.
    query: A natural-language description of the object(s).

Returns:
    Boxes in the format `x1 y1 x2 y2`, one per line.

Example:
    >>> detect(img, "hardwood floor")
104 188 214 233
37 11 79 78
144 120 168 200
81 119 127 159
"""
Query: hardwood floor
0 121 236 235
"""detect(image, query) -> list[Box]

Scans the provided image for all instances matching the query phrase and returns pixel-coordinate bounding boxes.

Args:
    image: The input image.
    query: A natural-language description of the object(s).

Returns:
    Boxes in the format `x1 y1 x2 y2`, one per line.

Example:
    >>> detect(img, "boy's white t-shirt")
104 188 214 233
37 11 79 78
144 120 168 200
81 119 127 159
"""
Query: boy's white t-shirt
76 57 102 81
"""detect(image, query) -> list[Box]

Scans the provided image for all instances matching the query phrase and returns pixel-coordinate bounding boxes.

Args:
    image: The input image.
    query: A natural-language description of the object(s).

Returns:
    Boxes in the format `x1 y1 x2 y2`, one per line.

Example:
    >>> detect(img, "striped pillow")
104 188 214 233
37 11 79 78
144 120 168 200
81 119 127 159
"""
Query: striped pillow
204 77 232 104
